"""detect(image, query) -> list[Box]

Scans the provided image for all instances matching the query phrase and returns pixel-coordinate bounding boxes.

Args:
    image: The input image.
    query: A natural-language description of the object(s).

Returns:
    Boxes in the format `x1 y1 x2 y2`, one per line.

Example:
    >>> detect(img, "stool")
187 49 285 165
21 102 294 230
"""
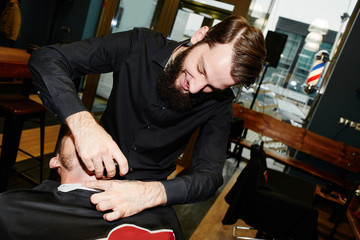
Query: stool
0 94 46 192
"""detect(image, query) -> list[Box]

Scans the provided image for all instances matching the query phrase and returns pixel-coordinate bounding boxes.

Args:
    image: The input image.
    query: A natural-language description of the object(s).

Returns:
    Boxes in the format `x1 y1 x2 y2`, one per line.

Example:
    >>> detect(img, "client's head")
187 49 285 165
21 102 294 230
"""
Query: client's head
49 126 96 184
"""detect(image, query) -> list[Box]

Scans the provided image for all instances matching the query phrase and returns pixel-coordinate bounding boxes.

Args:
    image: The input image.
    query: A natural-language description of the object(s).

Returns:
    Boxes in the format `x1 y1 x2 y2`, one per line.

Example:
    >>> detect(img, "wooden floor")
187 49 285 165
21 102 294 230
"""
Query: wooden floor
190 170 256 240
0 124 60 163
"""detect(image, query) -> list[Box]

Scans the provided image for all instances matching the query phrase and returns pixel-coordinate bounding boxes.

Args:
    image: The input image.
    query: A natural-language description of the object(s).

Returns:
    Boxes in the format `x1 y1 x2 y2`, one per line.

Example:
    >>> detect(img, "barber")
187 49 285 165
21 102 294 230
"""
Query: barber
28 16 266 221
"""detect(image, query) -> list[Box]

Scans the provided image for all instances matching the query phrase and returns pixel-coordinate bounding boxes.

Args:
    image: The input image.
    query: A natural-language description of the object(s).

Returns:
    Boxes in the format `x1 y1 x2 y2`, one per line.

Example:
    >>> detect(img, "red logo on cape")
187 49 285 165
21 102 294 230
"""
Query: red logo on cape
107 224 175 240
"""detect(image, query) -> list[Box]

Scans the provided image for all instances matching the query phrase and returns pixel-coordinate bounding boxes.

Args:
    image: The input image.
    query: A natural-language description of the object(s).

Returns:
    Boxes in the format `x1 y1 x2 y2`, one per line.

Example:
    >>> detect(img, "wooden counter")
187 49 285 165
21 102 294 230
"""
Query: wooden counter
0 46 31 78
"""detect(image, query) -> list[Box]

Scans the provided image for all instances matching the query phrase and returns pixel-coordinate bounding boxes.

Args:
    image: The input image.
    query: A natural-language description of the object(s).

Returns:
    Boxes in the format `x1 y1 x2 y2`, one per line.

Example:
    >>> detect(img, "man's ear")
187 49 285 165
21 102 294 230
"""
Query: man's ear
190 26 209 45
49 156 60 169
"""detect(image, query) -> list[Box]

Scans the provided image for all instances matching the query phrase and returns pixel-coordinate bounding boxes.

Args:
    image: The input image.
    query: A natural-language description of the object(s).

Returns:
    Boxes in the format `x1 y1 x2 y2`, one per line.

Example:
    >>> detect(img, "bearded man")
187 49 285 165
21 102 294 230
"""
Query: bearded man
28 16 266 221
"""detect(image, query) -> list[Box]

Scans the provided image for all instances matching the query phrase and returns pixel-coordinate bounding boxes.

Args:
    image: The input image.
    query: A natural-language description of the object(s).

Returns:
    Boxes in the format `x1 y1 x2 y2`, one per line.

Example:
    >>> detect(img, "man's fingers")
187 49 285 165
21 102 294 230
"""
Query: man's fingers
103 211 121 222
81 156 95 173
113 151 129 176
103 155 116 178
90 192 124 221
92 156 105 178
68 115 128 179
84 180 157 221
94 198 112 212
84 180 111 191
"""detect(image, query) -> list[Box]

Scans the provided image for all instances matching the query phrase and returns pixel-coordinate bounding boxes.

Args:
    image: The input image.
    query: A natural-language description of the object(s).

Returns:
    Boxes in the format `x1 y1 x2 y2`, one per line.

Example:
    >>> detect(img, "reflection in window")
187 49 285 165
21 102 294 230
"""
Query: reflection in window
247 0 275 30
241 0 356 129
169 0 234 41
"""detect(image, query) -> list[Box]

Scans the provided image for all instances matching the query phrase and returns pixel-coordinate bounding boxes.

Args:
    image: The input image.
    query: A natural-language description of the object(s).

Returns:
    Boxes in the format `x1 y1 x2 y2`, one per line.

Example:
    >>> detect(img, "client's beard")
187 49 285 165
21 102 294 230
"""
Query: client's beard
156 47 212 113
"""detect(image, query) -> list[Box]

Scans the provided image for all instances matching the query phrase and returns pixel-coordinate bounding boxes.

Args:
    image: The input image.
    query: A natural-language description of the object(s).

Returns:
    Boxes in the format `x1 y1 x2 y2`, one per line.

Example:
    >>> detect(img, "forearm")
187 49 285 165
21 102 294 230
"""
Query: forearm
65 111 98 137
140 181 167 208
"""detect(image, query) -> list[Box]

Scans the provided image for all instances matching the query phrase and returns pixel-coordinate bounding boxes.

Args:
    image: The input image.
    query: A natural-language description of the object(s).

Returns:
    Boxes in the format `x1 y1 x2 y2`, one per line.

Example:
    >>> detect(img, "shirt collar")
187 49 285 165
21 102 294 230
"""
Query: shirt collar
57 183 99 192
152 38 191 69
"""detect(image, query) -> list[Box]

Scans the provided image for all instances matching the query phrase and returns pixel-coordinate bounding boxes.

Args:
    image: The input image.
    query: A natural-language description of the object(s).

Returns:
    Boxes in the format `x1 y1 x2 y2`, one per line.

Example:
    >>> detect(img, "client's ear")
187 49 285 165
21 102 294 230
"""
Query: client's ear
49 156 60 169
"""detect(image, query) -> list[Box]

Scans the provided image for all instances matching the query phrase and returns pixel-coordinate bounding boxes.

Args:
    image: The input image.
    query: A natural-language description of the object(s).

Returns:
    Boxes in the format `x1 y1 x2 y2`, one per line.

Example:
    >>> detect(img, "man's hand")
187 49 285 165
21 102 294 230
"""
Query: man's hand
65 111 128 178
84 180 167 221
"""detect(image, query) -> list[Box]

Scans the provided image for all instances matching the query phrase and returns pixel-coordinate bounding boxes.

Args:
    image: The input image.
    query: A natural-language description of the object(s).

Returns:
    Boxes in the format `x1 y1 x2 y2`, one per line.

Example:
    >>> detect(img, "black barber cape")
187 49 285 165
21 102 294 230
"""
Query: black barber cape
0 180 183 240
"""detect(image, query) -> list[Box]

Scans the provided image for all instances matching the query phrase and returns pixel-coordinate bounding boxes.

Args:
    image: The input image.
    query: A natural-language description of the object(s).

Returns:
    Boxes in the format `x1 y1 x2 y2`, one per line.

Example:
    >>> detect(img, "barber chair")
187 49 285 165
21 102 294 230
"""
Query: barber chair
222 142 318 240
0 94 46 191
345 186 360 240
330 183 360 239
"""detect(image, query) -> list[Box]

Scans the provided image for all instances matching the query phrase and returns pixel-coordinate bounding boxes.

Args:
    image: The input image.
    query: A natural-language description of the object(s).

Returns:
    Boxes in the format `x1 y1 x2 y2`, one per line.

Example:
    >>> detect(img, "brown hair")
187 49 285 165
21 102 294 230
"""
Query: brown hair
199 16 266 88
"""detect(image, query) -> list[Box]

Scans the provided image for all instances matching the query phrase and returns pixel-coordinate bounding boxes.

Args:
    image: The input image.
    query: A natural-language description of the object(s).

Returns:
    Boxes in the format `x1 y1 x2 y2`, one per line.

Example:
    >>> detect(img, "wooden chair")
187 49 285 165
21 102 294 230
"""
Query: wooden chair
330 184 360 239
0 47 46 191
0 94 46 191
346 187 360 240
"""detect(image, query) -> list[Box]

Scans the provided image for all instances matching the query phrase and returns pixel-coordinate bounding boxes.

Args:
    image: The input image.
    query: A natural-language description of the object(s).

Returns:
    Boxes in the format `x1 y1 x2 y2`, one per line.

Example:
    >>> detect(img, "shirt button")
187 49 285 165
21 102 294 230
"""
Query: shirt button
37 91 40 95
162 107 166 110
147 126 151 129
133 146 137 151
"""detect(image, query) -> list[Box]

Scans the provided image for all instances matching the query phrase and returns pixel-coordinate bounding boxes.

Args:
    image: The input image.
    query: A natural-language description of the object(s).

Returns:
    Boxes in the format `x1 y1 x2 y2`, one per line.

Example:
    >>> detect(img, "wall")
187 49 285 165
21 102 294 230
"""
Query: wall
307 9 360 149
14 0 101 49
292 9 360 185
48 0 91 44
15 0 56 48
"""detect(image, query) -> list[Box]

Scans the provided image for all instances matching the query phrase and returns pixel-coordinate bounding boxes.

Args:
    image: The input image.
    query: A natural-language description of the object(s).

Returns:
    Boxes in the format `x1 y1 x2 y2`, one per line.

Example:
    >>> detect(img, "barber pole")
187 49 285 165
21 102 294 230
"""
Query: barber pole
303 50 329 94
307 59 325 86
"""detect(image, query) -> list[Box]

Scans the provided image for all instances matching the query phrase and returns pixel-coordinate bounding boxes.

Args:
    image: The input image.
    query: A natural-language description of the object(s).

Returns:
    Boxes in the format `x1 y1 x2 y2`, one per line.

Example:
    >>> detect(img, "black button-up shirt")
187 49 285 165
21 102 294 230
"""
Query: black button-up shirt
28 28 234 205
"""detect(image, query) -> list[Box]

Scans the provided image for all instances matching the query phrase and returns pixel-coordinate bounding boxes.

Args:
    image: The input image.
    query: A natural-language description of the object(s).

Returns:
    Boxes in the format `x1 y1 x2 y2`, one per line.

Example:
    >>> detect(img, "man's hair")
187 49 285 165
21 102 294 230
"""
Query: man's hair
199 16 266 88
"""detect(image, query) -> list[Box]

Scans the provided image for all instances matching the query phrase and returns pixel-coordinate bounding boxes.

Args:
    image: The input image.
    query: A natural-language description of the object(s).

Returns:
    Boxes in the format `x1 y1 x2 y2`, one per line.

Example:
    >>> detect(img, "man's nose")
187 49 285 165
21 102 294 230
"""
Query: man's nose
189 76 207 94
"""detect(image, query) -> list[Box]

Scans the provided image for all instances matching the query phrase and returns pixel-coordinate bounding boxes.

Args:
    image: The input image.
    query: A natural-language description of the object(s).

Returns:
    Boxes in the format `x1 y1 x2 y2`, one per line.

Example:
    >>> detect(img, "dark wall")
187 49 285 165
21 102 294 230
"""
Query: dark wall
15 0 56 48
47 0 91 44
292 10 360 186
307 10 360 149
14 0 101 49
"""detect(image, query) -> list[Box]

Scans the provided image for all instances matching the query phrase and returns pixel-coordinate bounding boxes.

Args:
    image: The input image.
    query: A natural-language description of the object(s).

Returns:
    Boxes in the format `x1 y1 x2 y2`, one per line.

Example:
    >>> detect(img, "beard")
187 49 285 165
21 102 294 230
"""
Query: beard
156 47 212 113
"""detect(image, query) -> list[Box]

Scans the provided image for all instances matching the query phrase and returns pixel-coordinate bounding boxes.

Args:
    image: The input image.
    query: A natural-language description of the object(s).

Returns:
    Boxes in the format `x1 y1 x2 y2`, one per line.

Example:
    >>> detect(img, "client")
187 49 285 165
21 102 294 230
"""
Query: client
0 127 183 240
